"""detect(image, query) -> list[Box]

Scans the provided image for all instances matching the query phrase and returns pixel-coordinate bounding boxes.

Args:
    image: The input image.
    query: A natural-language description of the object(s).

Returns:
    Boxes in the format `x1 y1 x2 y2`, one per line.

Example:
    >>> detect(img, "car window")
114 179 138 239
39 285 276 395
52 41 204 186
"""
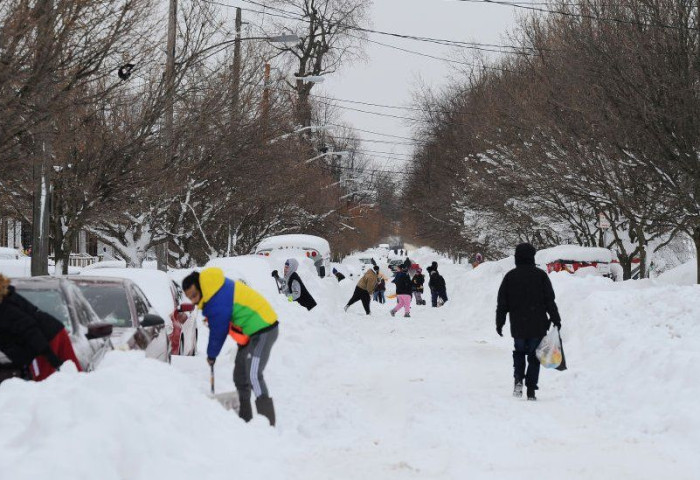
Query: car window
131 285 151 320
15 288 73 333
64 282 97 327
77 284 133 328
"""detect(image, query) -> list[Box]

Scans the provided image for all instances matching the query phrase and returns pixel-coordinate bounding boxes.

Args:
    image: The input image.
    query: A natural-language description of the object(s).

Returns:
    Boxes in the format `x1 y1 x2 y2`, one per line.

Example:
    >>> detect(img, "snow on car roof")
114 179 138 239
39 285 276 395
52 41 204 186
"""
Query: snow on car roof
78 268 175 321
536 245 612 265
256 234 330 254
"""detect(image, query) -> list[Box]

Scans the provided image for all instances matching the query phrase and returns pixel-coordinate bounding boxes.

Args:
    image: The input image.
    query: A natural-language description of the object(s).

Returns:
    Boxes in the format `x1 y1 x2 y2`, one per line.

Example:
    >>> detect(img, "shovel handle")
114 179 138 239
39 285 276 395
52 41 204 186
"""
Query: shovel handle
210 363 215 395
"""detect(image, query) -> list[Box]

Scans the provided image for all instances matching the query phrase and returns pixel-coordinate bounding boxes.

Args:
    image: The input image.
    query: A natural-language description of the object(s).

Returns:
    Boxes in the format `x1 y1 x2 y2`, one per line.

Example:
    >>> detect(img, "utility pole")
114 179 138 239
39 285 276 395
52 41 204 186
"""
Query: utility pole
262 62 271 129
31 0 54 277
157 0 177 272
231 7 242 124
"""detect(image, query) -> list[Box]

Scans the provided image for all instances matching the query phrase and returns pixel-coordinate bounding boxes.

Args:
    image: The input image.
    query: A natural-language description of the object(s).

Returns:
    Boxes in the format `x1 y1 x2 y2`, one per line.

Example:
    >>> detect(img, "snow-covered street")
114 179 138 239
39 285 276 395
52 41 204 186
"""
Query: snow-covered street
1 249 698 479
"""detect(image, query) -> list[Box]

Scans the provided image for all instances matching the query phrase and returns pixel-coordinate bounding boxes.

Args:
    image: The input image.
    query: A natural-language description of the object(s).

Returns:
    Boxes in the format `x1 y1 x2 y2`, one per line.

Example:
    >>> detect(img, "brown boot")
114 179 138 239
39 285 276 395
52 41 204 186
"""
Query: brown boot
255 395 276 426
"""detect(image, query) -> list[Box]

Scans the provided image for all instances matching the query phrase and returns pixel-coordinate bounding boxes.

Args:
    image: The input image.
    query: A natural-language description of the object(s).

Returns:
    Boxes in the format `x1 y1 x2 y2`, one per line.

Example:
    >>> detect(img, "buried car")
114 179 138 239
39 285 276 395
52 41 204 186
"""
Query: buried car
9 277 114 372
79 268 198 356
65 276 171 362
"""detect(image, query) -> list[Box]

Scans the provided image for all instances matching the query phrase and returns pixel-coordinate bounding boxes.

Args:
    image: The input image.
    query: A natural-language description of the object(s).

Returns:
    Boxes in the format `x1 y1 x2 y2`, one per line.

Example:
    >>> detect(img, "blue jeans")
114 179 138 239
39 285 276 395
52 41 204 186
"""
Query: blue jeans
431 289 448 307
513 338 542 390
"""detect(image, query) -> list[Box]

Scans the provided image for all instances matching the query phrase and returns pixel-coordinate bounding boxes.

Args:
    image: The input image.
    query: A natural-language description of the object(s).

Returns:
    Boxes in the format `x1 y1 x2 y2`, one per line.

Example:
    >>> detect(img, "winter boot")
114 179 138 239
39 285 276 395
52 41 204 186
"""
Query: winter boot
513 380 523 398
390 310 396 317
404 313 411 318
526 388 537 401
238 391 253 422
255 395 276 426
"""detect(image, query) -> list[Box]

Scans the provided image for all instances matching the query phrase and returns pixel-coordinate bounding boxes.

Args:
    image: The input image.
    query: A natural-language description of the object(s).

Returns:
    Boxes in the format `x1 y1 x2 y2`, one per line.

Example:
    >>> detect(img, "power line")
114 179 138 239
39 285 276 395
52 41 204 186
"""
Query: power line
327 123 417 142
345 32 512 73
451 0 700 31
217 0 540 54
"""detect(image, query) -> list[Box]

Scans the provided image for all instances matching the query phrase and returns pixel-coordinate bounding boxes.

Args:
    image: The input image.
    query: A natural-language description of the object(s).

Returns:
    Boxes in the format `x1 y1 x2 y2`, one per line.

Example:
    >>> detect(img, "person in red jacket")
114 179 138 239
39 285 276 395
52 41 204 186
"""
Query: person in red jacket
0 274 82 382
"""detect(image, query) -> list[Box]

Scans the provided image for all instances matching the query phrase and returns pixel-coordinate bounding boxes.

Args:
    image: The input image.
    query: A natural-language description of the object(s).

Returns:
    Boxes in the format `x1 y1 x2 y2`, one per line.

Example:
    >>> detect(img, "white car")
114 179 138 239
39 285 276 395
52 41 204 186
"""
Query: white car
78 268 198 356
0 247 26 260
255 234 331 277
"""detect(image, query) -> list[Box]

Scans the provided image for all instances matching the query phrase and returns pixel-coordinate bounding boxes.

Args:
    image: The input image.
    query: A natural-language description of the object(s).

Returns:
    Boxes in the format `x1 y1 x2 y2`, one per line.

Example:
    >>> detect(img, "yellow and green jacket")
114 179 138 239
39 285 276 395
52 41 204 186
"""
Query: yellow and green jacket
199 267 278 357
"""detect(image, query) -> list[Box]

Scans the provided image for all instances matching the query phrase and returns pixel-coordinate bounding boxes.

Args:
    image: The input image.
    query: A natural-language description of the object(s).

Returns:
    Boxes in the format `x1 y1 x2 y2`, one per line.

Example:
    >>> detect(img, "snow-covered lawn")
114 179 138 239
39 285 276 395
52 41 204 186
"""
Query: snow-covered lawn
1 248 698 479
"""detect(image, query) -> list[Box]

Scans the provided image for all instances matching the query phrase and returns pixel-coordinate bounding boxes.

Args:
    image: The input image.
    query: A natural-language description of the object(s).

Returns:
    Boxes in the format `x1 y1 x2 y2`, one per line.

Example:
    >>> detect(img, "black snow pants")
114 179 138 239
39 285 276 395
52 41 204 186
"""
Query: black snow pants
347 287 371 314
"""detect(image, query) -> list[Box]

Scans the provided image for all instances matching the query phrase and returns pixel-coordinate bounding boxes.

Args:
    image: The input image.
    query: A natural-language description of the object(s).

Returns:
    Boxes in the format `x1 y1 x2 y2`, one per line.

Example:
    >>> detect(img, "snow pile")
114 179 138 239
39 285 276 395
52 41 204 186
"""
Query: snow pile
656 259 698 286
1 246 698 479
0 352 283 480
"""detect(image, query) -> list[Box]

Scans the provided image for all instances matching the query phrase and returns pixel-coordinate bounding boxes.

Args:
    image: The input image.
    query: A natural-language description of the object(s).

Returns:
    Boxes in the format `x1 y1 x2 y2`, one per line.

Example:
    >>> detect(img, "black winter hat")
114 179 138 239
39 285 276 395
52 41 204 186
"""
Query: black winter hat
514 243 536 266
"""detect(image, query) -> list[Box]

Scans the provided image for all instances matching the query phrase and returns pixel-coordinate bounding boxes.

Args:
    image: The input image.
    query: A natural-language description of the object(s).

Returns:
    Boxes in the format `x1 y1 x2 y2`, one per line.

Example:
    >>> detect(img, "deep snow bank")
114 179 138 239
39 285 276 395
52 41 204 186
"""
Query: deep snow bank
460 258 700 460
0 352 283 480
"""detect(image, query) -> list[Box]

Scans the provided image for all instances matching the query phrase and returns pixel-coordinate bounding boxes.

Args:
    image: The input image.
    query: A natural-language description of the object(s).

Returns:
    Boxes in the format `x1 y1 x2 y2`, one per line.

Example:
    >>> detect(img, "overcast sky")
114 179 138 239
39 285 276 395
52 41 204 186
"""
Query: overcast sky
217 0 520 169
320 0 520 170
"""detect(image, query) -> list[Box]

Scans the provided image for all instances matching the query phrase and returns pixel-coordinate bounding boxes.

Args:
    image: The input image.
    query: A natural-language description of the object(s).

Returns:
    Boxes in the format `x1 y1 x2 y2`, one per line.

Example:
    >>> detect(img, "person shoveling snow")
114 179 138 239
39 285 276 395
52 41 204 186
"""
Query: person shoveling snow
183 267 279 426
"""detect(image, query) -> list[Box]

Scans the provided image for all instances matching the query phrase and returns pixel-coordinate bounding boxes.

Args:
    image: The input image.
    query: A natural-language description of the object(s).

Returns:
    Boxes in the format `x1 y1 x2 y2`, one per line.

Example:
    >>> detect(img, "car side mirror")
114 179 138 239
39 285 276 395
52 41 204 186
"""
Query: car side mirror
86 322 113 340
140 314 165 328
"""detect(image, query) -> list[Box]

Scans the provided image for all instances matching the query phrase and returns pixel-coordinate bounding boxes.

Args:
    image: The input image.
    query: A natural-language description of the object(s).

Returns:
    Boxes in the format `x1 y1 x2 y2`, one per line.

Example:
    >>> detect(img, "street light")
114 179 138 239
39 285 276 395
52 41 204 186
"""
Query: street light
268 34 300 46
269 125 329 144
305 151 349 164
294 75 325 84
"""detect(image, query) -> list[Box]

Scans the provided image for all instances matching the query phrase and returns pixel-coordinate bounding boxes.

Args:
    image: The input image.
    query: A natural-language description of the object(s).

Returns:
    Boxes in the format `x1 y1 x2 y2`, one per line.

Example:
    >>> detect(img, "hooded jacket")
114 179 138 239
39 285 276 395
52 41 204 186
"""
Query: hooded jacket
428 271 446 291
496 243 562 339
357 269 379 294
392 270 413 295
282 259 317 311
199 267 278 358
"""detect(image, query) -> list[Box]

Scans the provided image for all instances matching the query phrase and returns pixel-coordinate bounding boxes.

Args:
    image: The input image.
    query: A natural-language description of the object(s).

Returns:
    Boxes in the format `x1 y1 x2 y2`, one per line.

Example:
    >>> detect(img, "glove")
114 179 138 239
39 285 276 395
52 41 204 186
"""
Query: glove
287 295 294 302
271 270 279 278
207 357 216 366
496 325 503 337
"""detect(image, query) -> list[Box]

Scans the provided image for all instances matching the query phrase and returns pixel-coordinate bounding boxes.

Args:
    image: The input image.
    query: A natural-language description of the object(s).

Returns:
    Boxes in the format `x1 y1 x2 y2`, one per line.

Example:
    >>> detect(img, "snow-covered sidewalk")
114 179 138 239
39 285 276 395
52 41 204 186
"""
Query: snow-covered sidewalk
1 249 698 479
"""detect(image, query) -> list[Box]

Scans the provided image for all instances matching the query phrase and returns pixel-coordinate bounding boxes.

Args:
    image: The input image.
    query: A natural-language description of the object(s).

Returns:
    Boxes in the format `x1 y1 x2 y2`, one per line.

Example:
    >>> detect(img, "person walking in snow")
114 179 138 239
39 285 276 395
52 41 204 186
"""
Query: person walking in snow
496 243 562 401
391 264 413 317
182 268 279 425
345 265 378 315
0 274 82 383
428 268 448 307
272 259 317 311
412 267 426 306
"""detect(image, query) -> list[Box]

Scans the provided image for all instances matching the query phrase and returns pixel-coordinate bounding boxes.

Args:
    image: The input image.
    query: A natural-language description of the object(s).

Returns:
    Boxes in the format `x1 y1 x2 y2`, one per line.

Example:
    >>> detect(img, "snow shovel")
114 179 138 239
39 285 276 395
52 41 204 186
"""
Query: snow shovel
209 364 238 411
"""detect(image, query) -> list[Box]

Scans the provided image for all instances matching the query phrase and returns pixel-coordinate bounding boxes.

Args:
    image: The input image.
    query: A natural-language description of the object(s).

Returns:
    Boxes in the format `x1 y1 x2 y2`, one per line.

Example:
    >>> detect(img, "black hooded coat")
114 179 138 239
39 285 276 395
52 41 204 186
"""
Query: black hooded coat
0 287 63 368
496 243 562 339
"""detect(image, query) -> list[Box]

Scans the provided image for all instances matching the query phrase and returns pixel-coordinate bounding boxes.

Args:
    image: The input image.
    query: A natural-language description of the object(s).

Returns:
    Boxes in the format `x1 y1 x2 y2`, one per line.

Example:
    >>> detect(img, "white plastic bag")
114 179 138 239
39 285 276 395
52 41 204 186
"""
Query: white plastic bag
536 327 563 369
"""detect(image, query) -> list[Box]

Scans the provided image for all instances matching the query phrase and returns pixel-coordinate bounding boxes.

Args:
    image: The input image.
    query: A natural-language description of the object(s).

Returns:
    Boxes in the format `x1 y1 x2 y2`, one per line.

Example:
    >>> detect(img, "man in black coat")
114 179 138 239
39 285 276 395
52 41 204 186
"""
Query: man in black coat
0 277 65 382
428 269 447 307
496 243 562 401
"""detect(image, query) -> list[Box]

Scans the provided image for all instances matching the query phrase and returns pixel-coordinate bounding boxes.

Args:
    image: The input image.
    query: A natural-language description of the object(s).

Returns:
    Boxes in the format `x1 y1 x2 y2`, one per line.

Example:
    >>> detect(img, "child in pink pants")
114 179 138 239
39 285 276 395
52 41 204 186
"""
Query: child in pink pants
391 294 412 317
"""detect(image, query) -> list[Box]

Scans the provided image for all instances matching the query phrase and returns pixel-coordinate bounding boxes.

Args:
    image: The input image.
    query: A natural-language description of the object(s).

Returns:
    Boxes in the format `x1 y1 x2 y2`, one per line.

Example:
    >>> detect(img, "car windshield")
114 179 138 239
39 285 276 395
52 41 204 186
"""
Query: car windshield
76 284 132 328
15 288 72 333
